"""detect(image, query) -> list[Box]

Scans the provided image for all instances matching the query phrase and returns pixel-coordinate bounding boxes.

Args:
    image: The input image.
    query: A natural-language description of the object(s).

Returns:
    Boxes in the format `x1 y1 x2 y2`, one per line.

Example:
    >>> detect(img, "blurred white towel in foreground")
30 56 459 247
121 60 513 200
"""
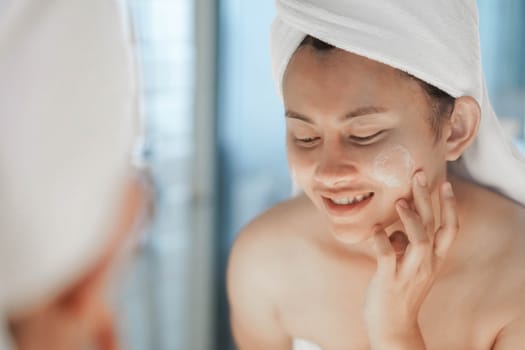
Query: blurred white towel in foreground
293 338 323 350
0 0 136 348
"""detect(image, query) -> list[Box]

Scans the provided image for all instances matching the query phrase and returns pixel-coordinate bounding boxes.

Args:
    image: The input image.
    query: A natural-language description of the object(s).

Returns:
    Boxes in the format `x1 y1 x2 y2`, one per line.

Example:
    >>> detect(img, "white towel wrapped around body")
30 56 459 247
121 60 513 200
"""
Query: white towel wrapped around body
271 0 525 206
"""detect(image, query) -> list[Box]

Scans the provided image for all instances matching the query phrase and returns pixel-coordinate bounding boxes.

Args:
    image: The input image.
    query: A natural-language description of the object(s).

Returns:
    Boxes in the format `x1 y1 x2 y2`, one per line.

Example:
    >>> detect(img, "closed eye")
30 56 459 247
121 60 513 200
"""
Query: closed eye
294 136 321 147
349 130 384 143
296 137 319 143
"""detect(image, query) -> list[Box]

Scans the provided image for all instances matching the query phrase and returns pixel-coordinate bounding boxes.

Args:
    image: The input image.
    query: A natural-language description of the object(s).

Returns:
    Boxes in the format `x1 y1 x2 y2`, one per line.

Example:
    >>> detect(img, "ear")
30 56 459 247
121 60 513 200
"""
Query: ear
443 96 481 161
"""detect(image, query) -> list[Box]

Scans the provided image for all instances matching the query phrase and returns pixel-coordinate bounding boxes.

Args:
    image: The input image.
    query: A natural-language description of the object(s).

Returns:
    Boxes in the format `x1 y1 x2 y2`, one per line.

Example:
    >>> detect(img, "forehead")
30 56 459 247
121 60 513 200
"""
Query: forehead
282 46 420 111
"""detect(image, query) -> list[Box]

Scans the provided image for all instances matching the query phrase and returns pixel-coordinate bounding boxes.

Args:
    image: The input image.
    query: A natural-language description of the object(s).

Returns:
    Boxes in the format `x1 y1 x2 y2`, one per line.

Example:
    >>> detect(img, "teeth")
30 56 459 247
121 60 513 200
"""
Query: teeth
333 198 350 205
330 192 372 206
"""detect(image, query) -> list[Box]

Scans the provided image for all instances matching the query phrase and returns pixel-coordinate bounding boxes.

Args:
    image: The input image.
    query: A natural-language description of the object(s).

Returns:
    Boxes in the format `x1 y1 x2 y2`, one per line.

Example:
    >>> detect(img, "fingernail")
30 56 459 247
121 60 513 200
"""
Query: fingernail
443 182 454 197
397 199 409 209
416 172 427 187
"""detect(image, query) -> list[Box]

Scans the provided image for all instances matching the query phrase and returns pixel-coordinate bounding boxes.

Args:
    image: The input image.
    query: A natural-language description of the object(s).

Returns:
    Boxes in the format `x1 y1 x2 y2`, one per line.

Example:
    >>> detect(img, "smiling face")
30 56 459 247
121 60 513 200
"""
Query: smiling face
283 45 450 244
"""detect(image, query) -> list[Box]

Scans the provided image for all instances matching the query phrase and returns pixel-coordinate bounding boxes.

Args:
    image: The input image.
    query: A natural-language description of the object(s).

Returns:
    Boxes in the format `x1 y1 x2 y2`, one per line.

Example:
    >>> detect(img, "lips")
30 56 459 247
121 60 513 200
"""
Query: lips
322 192 375 216
328 192 374 205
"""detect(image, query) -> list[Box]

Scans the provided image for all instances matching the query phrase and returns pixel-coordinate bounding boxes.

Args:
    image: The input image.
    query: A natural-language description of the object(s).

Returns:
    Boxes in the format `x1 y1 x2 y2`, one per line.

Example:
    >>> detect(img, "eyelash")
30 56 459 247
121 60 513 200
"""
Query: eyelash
349 130 384 143
294 137 321 147
295 137 319 143
295 131 384 146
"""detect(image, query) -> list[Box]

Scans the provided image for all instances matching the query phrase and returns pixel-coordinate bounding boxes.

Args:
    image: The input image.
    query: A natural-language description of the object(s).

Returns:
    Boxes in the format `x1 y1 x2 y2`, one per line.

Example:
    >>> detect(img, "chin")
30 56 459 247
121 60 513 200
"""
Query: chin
326 205 401 244
329 222 374 244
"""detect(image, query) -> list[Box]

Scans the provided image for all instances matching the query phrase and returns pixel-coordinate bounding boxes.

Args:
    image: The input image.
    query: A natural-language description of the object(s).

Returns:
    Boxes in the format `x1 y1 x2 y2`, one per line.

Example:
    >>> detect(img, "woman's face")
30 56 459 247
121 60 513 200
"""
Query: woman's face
283 46 449 244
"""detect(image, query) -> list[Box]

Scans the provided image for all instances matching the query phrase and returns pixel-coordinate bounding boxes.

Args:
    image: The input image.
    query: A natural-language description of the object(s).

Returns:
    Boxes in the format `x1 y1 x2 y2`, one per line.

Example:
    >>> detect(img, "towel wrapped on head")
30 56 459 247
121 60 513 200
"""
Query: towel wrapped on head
270 0 525 206
0 0 137 347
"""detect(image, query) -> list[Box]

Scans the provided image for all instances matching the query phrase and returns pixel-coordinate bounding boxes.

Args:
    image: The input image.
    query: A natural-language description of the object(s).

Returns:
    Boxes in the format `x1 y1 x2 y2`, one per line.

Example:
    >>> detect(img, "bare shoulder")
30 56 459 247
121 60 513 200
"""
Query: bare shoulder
463 180 525 248
443 179 525 346
489 193 525 295
481 193 525 347
491 192 525 306
227 193 320 291
454 176 525 242
226 194 321 348
457 178 525 302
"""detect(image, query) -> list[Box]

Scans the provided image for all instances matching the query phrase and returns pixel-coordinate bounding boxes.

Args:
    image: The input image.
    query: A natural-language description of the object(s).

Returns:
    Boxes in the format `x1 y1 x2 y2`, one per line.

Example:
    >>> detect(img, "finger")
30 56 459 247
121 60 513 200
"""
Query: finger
411 172 435 237
396 199 431 276
434 182 459 262
371 226 396 277
396 199 428 245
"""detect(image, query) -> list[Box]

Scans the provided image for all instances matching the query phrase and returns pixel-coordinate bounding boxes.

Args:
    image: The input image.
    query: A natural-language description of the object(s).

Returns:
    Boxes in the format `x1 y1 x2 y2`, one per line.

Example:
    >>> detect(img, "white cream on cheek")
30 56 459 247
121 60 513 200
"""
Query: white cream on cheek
371 144 415 188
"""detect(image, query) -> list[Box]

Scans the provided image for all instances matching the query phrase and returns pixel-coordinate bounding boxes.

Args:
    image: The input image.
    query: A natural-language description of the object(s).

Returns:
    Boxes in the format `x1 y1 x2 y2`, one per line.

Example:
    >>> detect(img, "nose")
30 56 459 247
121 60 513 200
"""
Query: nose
313 141 359 188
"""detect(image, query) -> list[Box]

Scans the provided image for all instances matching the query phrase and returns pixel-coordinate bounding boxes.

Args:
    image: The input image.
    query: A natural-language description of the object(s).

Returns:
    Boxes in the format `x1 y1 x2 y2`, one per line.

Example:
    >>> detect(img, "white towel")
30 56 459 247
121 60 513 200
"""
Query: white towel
271 0 525 206
0 0 137 345
293 338 323 350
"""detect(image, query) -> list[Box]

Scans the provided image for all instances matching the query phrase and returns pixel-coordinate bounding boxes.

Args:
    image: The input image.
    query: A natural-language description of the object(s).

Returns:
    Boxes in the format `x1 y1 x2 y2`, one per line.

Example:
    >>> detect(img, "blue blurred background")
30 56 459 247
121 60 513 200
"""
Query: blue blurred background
118 1 525 349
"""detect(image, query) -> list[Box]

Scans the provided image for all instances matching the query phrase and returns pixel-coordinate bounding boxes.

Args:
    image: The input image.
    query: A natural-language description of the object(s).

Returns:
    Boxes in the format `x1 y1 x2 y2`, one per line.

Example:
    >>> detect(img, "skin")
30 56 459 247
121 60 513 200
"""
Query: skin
8 174 149 350
370 144 414 188
227 46 525 350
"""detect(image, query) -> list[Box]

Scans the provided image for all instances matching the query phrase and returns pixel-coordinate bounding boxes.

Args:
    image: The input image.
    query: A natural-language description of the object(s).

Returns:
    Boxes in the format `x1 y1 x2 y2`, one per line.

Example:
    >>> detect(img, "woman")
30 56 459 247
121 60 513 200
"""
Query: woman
228 1 525 349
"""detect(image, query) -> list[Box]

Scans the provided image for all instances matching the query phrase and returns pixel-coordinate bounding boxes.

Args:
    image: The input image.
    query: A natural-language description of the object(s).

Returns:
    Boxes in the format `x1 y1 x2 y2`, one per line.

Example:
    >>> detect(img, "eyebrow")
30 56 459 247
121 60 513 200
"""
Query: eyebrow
285 106 388 124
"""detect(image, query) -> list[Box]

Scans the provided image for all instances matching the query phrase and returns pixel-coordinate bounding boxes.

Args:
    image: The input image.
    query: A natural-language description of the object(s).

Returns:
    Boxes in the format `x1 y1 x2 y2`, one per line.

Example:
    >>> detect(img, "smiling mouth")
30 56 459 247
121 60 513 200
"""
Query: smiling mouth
322 191 375 216
327 192 374 205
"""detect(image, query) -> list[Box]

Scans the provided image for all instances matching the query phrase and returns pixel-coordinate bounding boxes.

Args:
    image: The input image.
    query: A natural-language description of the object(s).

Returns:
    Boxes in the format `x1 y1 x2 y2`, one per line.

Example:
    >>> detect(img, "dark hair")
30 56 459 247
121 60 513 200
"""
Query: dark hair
298 35 455 140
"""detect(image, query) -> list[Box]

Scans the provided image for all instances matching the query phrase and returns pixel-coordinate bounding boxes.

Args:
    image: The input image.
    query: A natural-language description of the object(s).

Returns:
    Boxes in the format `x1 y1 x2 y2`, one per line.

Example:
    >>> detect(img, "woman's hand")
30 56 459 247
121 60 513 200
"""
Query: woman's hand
363 172 459 349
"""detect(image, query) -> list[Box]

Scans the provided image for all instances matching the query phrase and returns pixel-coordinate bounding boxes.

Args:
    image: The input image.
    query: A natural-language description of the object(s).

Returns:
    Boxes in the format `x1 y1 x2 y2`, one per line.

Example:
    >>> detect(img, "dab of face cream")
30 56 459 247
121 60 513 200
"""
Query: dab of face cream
371 144 414 188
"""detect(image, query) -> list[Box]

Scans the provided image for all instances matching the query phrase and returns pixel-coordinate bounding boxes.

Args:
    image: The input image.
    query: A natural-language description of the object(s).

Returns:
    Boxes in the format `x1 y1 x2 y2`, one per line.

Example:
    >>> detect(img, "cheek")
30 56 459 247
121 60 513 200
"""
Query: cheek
370 144 415 189
365 144 416 227
286 144 315 184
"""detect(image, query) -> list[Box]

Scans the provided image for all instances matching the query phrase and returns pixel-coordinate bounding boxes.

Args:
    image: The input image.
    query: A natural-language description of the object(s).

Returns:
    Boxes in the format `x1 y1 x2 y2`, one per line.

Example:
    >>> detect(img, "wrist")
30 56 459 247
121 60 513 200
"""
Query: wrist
369 323 426 350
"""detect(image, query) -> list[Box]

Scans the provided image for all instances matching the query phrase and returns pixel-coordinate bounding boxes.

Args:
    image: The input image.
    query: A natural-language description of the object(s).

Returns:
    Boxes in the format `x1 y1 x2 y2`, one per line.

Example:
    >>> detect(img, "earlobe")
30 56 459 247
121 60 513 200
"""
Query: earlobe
445 96 481 161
